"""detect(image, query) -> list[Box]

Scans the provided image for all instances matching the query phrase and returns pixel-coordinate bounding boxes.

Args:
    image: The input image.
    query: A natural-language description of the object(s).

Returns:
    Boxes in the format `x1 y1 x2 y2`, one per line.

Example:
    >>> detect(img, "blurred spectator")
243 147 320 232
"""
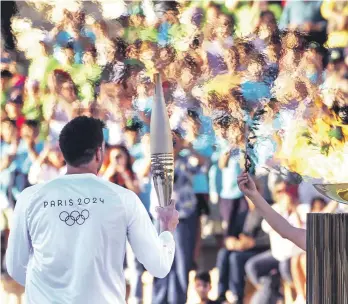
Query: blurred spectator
9 120 44 202
218 139 245 234
28 144 66 185
279 0 327 45
103 145 140 194
22 80 43 121
27 41 60 90
216 191 270 303
182 111 213 266
195 271 222 304
43 70 79 143
1 69 14 106
50 9 96 64
5 94 25 133
0 119 18 209
245 180 304 304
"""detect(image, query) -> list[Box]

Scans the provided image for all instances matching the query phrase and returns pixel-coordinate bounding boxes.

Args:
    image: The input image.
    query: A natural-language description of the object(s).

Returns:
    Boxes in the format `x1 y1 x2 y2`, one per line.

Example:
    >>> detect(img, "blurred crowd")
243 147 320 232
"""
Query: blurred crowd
1 1 348 304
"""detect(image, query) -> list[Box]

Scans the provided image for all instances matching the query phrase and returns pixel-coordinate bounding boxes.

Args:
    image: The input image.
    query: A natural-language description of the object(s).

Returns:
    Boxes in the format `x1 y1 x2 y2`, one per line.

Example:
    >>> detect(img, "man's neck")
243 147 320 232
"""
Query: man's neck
66 166 97 176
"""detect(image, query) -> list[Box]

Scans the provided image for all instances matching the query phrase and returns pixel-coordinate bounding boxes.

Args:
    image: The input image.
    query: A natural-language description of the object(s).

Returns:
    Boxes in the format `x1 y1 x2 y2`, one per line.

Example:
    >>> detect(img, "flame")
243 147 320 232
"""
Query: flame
275 94 348 183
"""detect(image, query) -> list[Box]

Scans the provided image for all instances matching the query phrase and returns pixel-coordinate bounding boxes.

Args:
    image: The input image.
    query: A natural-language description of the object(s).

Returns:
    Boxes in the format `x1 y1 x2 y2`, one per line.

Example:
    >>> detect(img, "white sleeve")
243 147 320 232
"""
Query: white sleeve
6 191 32 286
126 192 175 278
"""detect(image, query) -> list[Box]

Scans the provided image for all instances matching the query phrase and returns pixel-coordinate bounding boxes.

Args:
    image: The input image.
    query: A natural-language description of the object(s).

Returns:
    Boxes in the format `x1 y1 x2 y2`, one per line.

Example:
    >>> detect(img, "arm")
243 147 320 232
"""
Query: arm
250 193 306 250
26 142 40 162
6 192 32 286
126 193 177 278
218 151 230 169
238 173 306 251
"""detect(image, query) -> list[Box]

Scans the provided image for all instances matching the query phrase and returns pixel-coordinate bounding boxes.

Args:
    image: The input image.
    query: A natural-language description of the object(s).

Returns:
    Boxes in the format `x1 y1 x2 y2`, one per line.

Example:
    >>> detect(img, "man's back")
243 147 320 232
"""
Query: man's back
6 173 174 304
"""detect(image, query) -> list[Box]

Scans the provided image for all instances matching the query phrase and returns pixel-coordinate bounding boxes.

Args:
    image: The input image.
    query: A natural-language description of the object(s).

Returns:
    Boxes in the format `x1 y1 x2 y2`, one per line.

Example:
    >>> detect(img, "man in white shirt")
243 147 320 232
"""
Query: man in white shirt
6 116 179 304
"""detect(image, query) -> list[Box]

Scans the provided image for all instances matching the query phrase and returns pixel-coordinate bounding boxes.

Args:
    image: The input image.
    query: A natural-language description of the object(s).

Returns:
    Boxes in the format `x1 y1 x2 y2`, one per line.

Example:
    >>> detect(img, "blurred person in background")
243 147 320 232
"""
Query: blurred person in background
1 69 14 106
241 52 272 106
252 10 279 52
133 75 154 132
43 69 79 143
50 9 96 64
27 41 60 91
5 93 26 134
103 144 140 194
245 180 303 304
279 0 327 46
74 46 101 104
298 42 325 85
8 120 44 204
0 119 18 209
202 13 234 76
100 38 128 84
182 111 213 268
22 80 44 121
218 138 245 236
195 271 222 304
216 179 270 304
28 144 66 185
151 130 198 304
123 120 144 160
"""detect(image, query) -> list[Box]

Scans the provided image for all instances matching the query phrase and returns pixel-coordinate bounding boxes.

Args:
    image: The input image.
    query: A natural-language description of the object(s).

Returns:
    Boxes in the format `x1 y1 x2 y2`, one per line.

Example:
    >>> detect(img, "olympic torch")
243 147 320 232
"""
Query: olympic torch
150 73 174 207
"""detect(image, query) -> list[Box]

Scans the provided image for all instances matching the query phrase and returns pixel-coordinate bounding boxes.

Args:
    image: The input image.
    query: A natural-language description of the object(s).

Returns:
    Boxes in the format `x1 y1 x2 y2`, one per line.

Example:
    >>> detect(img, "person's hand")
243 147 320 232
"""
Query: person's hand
225 236 239 250
237 172 258 198
156 200 179 233
238 234 255 251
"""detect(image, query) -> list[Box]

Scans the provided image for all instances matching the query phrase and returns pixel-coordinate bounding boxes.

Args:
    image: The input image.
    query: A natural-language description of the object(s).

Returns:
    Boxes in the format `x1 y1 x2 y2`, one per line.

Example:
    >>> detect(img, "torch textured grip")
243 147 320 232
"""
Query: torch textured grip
151 153 174 207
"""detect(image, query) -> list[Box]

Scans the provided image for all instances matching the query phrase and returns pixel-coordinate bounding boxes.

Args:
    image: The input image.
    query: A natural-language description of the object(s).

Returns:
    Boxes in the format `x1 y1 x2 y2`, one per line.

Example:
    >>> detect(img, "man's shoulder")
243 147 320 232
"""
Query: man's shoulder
94 177 134 194
92 177 139 203
17 183 46 204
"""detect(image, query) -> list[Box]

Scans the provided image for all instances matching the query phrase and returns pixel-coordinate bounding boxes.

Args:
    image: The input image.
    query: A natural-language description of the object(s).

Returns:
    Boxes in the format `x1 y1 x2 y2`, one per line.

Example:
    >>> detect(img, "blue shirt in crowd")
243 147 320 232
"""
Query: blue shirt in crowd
241 81 271 105
218 139 243 200
279 0 326 30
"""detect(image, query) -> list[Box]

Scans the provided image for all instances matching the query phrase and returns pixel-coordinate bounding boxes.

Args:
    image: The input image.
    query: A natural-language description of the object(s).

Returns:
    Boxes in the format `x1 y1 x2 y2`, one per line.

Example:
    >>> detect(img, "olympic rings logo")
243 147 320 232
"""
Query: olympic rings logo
59 210 90 226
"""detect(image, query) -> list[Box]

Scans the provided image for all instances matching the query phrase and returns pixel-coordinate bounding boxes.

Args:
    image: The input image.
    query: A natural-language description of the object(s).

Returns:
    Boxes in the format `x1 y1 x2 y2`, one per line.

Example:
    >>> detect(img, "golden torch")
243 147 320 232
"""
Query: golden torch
150 73 174 207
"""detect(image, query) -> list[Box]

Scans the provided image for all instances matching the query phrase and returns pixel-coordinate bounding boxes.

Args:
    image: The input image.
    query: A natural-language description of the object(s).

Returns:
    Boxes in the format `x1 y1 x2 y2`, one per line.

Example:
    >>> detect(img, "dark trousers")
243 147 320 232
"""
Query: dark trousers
245 250 292 304
130 259 145 301
219 197 248 236
216 248 264 301
152 212 198 304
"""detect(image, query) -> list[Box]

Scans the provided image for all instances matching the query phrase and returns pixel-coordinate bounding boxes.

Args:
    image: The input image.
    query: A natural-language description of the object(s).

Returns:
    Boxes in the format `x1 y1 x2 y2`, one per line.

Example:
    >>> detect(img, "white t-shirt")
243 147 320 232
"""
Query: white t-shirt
6 173 175 304
262 204 304 261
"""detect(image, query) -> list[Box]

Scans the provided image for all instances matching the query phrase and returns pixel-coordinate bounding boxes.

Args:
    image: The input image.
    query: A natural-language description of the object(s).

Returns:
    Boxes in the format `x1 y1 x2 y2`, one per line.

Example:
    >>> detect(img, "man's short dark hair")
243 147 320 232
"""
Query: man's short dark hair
59 116 106 167
195 271 211 284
